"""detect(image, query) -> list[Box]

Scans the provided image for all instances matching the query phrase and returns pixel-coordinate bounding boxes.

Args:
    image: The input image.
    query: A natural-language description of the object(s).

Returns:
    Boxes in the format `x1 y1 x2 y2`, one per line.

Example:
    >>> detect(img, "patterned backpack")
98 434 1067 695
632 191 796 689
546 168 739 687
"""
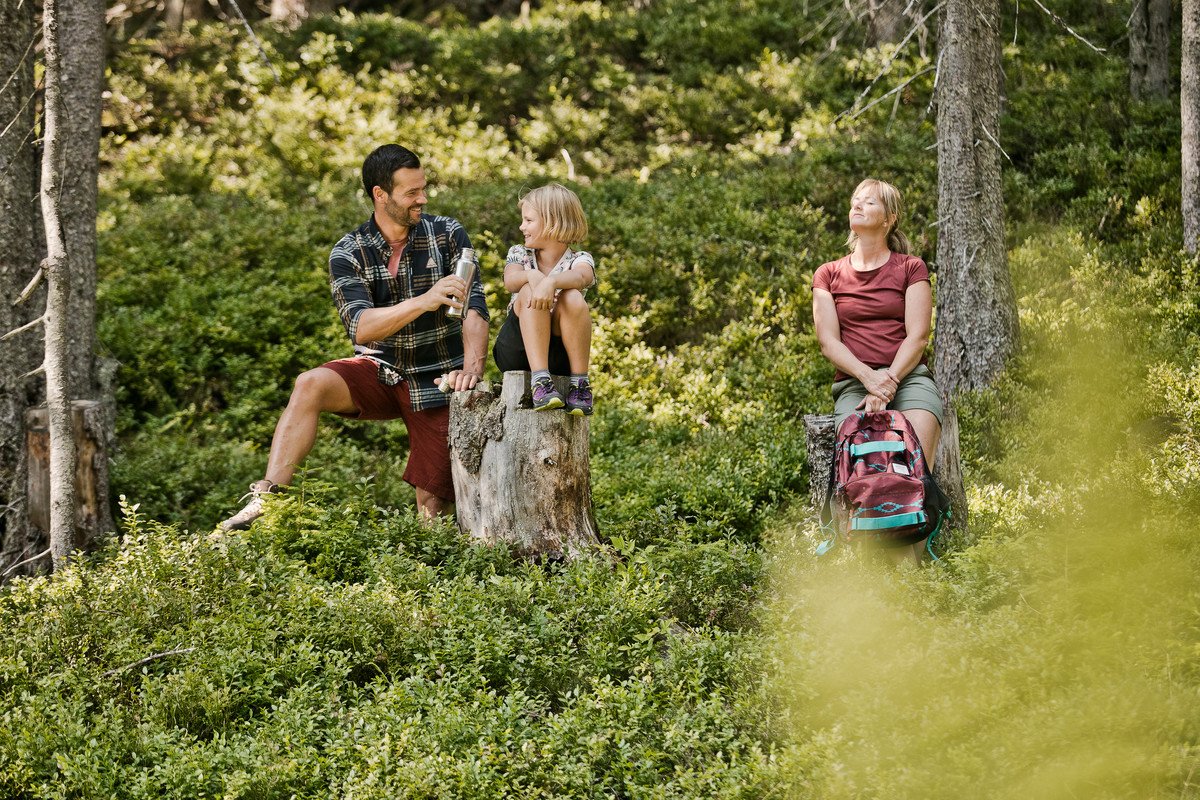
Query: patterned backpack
817 410 950 555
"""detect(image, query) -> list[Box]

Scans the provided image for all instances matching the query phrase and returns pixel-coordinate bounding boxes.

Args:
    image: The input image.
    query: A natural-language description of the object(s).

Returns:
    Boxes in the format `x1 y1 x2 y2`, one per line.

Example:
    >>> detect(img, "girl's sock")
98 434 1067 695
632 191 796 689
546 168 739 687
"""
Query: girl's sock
570 374 589 388
532 369 551 384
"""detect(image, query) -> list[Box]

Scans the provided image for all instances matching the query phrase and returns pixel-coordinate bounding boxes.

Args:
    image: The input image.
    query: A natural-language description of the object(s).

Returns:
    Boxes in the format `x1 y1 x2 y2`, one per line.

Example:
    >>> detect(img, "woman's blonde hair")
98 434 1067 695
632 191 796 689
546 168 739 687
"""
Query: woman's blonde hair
519 183 589 245
845 178 912 255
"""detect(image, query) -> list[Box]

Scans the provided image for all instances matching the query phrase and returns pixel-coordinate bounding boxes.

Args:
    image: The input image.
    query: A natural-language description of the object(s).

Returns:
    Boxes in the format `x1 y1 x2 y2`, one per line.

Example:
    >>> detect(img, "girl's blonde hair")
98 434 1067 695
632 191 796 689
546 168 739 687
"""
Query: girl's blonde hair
845 178 912 255
519 183 589 245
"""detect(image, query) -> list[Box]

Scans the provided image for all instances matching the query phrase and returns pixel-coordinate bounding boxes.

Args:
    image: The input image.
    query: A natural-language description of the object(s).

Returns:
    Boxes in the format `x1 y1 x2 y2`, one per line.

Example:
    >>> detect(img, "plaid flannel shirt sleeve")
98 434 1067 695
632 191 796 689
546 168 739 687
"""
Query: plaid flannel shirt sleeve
329 235 373 344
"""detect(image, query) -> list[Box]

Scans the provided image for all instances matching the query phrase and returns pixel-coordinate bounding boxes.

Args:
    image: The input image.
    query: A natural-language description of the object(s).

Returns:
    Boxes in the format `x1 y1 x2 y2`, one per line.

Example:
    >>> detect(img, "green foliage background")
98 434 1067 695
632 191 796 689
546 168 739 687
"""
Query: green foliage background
3 0 1199 796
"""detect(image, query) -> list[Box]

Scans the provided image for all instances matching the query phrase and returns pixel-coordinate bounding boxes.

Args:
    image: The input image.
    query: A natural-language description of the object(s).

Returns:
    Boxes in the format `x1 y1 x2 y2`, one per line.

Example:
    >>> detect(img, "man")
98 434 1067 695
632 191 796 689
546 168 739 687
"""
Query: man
220 144 488 530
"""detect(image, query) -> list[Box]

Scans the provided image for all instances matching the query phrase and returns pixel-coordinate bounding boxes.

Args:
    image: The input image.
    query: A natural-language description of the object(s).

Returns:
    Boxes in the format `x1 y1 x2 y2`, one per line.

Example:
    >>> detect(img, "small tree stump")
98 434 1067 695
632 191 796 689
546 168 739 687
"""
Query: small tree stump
26 400 114 555
448 371 600 559
803 413 837 510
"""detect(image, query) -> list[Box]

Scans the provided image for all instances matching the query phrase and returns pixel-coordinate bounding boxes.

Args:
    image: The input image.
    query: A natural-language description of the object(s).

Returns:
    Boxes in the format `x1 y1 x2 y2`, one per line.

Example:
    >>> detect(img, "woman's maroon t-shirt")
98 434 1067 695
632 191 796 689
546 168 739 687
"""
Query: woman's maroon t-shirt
812 252 930 381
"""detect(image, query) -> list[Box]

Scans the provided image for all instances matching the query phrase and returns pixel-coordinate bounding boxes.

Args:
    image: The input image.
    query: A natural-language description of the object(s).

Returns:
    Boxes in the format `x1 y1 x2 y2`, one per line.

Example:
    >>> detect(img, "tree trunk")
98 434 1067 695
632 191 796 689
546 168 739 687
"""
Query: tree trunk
41 0 80 572
163 0 211 30
933 0 1017 394
448 372 600 560
26 402 110 555
59 0 115 548
0 0 46 576
59 0 105 401
932 0 1016 531
1131 0 1174 100
1185 0 1200 253
866 0 907 44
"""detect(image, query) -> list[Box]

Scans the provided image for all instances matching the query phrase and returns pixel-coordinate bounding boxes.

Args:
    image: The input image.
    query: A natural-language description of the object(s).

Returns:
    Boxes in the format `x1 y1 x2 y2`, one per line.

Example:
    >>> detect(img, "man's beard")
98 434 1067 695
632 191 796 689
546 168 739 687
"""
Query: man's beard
384 197 420 228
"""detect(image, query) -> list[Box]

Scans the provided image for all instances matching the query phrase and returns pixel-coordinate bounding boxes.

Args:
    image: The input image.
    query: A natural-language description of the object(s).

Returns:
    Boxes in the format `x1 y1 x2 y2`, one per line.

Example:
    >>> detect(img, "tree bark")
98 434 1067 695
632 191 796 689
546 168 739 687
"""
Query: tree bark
1185 0 1200 253
933 0 1018 395
26 402 110 553
803 414 836 511
40 0 80 572
59 0 114 548
932 0 1016 531
866 0 908 44
448 372 600 560
1130 0 1174 100
0 0 46 576
59 0 105 401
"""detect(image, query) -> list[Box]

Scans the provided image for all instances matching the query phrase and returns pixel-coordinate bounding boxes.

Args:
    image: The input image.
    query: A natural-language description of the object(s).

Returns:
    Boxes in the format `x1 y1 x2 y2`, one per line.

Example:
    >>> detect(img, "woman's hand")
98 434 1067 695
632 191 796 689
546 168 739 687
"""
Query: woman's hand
861 367 898 403
856 393 889 413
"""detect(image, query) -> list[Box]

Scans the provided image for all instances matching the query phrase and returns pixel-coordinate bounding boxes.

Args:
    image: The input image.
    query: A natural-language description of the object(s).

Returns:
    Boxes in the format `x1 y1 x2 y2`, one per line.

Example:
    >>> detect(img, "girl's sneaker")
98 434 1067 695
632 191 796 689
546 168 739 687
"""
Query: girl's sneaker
532 376 565 410
566 379 594 416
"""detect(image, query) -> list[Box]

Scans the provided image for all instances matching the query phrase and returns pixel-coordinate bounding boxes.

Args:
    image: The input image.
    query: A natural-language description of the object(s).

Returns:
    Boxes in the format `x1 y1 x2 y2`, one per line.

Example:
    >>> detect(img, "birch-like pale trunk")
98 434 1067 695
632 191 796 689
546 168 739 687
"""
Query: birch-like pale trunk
40 0 79 571
0 0 45 575
1185 0 1200 253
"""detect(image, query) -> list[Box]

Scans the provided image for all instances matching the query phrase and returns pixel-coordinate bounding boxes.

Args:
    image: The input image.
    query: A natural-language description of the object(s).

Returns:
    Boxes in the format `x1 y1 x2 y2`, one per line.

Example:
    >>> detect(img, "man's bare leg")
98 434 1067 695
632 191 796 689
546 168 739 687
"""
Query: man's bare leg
416 488 450 522
220 367 356 531
263 367 358 486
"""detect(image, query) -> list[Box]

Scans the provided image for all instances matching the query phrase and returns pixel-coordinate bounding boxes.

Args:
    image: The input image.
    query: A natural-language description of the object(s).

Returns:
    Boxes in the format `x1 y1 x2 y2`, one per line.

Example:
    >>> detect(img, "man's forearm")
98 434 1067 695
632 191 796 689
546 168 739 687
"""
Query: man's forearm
461 310 488 374
354 298 429 343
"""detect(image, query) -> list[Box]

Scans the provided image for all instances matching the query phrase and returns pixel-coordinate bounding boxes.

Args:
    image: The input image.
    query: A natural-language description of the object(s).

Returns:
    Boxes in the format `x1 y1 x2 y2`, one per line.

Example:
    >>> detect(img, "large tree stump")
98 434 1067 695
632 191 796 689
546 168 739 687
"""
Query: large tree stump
448 371 600 559
25 400 114 559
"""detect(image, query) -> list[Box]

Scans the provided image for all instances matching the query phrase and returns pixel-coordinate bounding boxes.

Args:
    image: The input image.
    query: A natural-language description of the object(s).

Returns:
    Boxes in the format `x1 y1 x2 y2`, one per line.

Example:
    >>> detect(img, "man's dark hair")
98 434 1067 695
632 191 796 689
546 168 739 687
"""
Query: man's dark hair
362 144 421 200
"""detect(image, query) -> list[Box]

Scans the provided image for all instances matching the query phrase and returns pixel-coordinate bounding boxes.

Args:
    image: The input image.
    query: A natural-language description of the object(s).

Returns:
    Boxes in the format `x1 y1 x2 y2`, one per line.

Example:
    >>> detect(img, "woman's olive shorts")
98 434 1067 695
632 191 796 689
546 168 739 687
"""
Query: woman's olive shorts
832 364 944 428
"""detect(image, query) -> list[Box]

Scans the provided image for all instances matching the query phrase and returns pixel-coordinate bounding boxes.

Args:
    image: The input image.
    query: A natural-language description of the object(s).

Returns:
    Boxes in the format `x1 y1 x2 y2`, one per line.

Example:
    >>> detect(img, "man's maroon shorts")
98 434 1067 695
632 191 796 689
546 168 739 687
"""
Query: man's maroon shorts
320 358 454 502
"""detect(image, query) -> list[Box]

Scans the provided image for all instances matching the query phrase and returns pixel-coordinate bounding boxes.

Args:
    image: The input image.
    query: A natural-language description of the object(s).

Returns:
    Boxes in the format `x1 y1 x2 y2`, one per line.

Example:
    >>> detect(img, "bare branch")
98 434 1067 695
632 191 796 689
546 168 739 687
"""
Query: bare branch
925 47 945 117
847 66 935 121
1 314 45 341
102 647 196 678
0 30 39 102
0 76 42 142
838 1 944 121
979 124 1012 163
1029 0 1108 55
16 266 44 305
21 364 44 380
2 548 50 577
224 0 281 84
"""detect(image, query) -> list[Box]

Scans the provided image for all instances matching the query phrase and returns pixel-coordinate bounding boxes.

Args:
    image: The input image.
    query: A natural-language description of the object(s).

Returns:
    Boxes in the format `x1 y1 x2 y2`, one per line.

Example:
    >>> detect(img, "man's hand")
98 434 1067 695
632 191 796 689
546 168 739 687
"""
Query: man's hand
424 275 468 313
439 370 482 393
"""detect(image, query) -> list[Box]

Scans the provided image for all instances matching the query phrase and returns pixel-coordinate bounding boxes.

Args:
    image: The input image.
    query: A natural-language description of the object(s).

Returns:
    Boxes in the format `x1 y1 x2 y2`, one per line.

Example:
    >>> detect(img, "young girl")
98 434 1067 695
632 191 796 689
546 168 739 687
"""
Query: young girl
492 183 597 414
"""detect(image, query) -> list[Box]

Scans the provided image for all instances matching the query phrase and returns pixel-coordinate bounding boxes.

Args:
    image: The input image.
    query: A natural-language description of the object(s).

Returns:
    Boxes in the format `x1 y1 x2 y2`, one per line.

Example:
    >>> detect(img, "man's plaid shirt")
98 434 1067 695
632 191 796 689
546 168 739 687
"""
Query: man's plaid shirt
329 214 489 411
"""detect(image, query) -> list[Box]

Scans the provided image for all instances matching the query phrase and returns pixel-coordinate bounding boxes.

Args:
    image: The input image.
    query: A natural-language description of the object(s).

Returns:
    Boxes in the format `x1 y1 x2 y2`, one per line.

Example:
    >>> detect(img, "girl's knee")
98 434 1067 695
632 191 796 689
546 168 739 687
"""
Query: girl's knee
556 288 590 316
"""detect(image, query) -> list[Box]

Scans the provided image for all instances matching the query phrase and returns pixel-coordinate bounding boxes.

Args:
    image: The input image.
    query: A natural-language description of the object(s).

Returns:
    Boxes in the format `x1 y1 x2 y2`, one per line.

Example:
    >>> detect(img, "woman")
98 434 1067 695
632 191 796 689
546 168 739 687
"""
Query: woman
812 178 943 562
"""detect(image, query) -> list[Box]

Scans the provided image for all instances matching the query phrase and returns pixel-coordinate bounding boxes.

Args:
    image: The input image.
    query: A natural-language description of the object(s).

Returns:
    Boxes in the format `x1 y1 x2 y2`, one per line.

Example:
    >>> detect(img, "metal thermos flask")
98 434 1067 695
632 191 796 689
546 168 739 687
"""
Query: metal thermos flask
446 247 476 318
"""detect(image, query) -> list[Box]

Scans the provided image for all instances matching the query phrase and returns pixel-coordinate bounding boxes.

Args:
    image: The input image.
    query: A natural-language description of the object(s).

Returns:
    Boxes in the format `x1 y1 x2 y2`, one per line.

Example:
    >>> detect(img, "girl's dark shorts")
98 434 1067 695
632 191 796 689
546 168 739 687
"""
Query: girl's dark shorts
492 309 572 375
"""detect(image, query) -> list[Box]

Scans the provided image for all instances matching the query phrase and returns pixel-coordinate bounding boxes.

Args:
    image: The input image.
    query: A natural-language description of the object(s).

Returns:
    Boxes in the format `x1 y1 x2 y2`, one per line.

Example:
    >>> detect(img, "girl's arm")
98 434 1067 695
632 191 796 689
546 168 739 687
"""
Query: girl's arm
812 287 897 400
503 261 542 293
885 280 933 382
528 258 595 310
